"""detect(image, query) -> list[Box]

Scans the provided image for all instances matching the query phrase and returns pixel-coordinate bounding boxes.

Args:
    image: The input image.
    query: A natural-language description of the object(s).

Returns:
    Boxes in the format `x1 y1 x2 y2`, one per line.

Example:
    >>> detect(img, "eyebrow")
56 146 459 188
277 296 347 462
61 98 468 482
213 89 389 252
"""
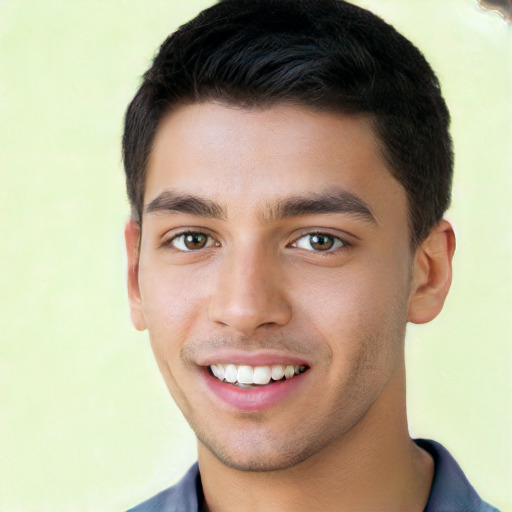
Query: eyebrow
145 190 227 219
264 190 376 224
144 189 375 223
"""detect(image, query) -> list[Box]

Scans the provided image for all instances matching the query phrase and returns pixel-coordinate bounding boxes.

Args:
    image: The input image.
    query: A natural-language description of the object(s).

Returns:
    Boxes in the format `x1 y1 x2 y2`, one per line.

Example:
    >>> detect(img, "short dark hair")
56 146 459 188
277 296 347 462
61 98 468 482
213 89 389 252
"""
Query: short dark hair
123 0 453 246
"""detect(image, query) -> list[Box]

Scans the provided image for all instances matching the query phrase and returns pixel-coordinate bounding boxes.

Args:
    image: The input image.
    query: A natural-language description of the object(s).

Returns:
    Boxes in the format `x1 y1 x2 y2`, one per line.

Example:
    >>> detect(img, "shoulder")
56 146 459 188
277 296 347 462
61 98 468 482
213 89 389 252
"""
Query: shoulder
416 439 500 512
127 463 201 512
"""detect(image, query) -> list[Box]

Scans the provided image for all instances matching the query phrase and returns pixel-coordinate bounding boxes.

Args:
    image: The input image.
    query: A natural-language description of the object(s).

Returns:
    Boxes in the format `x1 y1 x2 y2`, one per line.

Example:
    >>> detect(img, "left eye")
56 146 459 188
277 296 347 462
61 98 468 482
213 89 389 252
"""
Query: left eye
293 233 345 252
168 232 217 251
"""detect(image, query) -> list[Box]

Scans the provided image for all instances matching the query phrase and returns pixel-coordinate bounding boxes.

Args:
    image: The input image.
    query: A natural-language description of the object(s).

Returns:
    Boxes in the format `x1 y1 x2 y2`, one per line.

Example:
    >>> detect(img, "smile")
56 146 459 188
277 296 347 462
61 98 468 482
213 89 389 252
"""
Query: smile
209 364 307 387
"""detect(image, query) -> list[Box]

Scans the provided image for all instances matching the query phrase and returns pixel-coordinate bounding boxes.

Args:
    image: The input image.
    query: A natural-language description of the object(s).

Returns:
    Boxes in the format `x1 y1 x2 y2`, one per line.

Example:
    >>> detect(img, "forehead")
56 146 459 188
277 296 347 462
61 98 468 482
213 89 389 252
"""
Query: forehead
144 102 407 225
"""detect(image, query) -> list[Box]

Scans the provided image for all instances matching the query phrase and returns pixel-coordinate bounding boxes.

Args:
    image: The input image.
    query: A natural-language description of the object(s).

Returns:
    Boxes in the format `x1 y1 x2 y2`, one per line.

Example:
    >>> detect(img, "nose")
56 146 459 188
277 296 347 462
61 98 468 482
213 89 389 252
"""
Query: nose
208 244 292 335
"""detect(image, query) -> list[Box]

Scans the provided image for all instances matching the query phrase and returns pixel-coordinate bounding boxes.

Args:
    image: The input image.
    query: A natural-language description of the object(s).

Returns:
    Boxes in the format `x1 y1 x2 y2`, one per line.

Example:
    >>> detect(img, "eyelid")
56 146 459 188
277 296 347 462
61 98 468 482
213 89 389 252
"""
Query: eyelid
159 228 351 254
289 231 351 253
162 229 220 252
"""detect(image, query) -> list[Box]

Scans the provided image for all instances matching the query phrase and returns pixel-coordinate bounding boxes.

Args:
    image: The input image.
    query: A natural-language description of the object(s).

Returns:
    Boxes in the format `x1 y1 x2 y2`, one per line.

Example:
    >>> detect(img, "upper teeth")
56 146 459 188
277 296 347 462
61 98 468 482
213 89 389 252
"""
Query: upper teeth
210 364 305 386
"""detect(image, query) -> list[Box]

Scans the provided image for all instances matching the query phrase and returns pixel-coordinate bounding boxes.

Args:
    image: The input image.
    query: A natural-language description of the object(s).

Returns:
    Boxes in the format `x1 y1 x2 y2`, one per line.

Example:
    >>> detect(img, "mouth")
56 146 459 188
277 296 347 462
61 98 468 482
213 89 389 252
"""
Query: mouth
201 357 311 411
209 363 308 388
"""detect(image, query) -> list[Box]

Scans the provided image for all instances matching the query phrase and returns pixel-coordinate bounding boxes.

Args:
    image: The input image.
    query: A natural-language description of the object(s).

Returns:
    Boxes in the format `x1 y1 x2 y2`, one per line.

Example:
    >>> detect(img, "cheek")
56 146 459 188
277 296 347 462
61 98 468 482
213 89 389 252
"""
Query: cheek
296 263 396 327
293 257 409 361
138 260 205 357
137 264 207 409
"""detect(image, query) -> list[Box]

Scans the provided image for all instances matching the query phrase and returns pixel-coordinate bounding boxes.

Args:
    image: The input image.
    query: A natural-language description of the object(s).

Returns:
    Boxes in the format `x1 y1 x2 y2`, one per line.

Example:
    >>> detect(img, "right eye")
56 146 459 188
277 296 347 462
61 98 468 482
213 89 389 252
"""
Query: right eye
168 232 218 251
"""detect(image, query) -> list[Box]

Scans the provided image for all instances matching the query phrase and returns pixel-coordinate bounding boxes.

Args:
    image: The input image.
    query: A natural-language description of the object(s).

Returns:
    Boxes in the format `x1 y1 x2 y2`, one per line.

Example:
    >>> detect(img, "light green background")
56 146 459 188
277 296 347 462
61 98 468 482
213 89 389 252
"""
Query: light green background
0 1 510 511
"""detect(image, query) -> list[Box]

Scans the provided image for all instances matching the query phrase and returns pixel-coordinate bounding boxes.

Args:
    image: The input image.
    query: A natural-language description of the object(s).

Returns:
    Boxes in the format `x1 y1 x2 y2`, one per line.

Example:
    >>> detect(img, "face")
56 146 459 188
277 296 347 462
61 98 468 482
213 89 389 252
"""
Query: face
127 102 419 471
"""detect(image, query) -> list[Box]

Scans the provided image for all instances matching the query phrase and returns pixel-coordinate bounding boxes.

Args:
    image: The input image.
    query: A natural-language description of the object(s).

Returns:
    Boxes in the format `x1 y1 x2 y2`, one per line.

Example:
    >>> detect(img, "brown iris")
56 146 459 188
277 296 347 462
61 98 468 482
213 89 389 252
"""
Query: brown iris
183 233 209 250
309 234 335 251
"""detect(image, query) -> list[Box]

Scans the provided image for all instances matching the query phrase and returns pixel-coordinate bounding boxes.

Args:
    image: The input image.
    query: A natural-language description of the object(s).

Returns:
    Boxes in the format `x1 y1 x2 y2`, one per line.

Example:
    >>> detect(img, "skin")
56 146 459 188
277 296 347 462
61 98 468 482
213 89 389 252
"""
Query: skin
125 102 455 511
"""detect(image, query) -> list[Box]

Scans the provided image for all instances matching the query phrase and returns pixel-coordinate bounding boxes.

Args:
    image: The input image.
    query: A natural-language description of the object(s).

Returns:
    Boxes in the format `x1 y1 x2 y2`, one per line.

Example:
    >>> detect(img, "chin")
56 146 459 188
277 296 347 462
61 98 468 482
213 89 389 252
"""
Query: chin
205 446 316 473
196 425 333 473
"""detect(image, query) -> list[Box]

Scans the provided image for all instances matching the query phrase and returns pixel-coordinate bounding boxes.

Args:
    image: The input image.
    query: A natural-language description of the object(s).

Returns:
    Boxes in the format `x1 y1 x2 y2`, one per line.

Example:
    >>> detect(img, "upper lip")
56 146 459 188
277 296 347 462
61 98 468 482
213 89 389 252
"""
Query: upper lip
195 349 311 368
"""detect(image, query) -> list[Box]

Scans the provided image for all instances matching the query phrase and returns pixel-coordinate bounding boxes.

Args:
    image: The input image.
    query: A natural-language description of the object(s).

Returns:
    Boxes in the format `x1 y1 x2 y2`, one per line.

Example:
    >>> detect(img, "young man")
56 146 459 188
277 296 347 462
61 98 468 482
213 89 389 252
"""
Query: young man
123 1 499 510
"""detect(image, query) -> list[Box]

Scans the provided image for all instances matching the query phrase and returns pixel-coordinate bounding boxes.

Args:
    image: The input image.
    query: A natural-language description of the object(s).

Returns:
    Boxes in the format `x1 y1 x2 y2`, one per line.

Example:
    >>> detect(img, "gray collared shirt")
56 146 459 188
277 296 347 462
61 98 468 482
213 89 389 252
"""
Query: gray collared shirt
127 439 500 512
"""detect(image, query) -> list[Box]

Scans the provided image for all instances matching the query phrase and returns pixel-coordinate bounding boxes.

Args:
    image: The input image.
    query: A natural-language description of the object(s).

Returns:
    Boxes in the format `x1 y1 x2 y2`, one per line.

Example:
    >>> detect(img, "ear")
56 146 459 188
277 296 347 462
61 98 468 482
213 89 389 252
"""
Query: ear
408 219 456 324
124 219 147 331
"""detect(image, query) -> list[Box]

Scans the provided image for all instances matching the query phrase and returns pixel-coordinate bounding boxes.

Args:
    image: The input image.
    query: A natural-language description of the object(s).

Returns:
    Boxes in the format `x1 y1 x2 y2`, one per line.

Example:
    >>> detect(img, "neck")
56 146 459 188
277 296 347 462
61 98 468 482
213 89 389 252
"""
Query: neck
198 362 433 512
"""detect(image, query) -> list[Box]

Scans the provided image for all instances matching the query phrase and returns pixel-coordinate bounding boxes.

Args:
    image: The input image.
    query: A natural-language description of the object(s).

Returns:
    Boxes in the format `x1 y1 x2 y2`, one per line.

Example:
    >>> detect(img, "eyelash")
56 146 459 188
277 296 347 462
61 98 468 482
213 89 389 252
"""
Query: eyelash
289 232 349 253
164 230 350 254
164 231 219 252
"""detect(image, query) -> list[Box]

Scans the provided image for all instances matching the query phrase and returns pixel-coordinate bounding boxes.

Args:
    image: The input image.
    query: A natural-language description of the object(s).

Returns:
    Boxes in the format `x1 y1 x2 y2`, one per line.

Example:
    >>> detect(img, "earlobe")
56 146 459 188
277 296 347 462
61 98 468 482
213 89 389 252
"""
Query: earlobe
124 219 147 331
408 219 456 324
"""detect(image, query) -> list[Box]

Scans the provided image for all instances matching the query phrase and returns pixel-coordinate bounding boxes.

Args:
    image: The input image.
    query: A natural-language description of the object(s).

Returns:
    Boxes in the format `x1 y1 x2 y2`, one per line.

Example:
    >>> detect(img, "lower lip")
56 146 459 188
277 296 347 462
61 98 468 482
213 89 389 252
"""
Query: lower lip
202 369 309 412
